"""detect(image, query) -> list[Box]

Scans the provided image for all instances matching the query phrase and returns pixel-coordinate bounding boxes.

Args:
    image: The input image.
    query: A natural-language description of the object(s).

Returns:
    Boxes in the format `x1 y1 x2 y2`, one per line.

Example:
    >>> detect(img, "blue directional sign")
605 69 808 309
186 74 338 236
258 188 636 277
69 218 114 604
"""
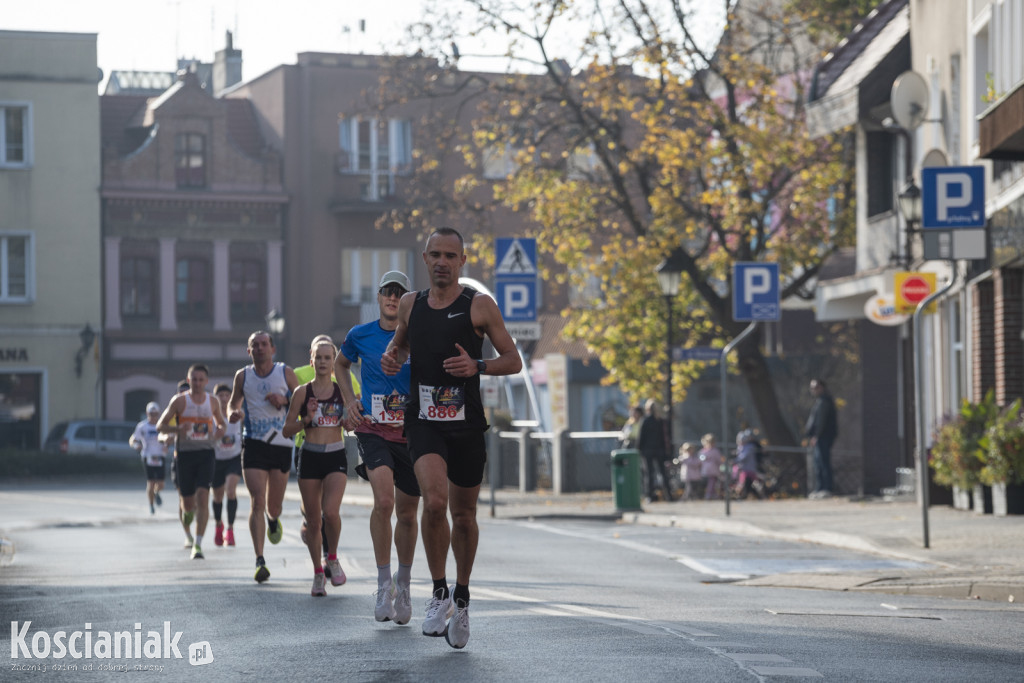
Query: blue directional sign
733 262 780 322
922 166 985 229
495 278 538 321
672 346 721 362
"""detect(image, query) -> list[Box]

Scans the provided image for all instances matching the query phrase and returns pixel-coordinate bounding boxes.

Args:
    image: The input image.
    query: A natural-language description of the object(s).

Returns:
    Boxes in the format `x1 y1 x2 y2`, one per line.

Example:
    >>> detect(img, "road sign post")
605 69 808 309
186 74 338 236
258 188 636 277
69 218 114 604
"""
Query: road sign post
722 263 780 516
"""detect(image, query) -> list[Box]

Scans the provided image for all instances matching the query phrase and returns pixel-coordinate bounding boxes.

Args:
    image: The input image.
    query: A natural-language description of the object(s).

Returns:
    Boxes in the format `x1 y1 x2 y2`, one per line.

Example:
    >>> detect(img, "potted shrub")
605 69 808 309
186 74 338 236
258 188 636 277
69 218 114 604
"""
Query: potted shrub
929 391 998 510
980 400 1024 516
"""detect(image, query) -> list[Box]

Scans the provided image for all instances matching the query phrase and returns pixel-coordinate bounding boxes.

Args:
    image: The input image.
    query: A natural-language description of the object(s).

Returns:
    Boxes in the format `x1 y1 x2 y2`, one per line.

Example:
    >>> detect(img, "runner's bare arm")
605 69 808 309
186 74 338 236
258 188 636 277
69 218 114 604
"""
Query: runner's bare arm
474 293 522 376
227 369 246 424
281 386 309 439
381 292 414 375
156 396 185 435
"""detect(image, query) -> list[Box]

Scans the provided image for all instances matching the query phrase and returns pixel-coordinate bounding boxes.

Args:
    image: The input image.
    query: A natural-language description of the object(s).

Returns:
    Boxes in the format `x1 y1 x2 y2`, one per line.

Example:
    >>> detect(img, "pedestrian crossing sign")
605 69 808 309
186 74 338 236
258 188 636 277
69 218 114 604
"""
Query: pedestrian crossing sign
495 238 537 275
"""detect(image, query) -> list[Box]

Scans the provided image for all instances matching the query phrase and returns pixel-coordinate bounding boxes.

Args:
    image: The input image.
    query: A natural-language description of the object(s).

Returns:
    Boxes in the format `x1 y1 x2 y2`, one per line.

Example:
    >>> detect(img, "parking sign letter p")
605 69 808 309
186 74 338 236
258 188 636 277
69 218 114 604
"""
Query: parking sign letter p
937 172 972 221
743 267 772 304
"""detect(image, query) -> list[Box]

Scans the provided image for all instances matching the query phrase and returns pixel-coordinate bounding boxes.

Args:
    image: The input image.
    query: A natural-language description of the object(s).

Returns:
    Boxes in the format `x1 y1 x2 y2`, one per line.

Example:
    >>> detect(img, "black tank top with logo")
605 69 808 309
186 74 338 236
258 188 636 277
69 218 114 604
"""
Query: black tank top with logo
406 286 486 431
298 381 345 430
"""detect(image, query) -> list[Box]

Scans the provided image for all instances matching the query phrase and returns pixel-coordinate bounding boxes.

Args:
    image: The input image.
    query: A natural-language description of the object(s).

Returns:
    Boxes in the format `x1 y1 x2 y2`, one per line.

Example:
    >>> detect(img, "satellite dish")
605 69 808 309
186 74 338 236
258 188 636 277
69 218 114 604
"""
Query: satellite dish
891 71 929 130
921 148 949 168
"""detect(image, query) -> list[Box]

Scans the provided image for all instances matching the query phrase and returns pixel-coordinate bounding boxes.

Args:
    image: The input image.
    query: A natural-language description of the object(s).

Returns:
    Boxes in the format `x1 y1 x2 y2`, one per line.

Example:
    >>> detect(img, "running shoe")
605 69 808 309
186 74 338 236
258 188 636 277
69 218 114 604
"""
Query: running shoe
214 522 224 547
254 560 270 583
182 509 194 527
445 600 470 649
184 534 194 549
154 492 162 506
311 573 327 597
191 543 204 560
374 581 396 622
150 503 155 515
422 591 454 637
267 517 283 544
392 572 412 625
225 528 235 546
325 558 346 586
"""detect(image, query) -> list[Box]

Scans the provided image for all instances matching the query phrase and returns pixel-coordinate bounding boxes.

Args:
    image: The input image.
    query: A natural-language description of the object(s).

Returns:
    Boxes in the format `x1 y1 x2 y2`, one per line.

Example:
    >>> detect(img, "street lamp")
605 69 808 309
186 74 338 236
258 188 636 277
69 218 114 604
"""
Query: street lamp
897 179 922 267
75 323 95 377
265 308 286 336
656 249 684 454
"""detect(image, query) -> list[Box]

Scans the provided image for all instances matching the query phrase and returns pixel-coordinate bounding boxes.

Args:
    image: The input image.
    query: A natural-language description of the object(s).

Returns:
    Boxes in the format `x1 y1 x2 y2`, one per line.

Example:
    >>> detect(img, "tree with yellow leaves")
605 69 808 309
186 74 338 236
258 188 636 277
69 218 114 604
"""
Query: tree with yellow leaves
375 0 855 447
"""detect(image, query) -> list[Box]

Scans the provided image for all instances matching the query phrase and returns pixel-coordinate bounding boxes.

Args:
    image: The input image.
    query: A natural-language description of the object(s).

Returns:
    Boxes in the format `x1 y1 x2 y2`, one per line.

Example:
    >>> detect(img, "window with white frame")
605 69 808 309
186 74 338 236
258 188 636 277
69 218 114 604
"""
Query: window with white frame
0 233 32 302
339 248 414 304
0 103 31 168
338 117 412 200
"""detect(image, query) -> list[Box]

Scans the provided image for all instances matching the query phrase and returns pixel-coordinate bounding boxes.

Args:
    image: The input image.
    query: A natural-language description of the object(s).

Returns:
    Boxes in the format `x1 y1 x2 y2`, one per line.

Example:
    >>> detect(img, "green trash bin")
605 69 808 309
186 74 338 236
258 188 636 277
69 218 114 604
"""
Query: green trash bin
611 449 643 512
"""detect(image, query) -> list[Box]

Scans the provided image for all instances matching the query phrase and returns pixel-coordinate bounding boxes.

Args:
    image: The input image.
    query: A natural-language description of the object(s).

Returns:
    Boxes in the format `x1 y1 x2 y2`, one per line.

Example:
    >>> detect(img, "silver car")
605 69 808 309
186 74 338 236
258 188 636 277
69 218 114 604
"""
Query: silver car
43 420 139 458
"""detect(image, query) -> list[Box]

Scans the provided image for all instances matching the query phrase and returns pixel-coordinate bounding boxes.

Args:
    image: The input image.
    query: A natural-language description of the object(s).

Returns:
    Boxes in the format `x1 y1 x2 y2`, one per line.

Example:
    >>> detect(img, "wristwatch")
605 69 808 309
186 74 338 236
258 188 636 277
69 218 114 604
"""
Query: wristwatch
476 359 487 375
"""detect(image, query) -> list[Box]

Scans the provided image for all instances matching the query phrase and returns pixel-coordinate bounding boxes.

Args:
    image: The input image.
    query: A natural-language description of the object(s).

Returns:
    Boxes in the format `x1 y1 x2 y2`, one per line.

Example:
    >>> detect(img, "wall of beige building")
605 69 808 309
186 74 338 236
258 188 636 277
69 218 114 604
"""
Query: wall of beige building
0 31 101 444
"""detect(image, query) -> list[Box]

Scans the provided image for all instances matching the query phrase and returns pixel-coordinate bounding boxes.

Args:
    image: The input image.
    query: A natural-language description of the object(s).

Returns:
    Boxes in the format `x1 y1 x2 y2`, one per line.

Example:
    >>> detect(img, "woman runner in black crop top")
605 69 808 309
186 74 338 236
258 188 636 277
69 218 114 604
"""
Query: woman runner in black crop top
282 337 349 597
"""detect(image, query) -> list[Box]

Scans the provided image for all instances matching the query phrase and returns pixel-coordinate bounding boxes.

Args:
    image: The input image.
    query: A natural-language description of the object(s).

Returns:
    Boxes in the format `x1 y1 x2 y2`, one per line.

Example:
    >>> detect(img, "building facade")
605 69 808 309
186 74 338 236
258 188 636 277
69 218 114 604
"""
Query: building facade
0 30 102 449
100 68 287 419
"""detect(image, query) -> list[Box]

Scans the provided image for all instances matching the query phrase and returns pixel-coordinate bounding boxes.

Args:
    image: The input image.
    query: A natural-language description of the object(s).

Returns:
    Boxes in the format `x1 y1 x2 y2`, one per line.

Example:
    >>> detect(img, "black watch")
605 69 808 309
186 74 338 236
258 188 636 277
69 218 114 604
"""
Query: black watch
476 359 487 375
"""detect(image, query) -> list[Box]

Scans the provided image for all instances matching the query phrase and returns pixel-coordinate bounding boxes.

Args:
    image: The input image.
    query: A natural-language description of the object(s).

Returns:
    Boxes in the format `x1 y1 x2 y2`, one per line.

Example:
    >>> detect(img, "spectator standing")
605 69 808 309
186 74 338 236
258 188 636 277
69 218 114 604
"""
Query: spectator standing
699 433 724 500
805 379 838 498
679 442 703 500
637 399 673 502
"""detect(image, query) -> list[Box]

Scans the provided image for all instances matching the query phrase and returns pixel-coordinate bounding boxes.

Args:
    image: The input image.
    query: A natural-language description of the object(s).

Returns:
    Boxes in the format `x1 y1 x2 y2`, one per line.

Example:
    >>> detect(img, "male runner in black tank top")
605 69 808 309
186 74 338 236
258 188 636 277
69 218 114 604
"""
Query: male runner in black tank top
382 227 521 649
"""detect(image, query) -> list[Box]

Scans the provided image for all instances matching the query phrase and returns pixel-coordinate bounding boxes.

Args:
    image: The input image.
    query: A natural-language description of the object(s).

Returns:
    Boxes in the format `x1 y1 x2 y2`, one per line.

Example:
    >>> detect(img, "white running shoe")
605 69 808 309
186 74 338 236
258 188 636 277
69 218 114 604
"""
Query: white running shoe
392 572 412 625
445 600 470 649
311 573 327 597
325 558 346 586
422 591 454 637
374 582 396 622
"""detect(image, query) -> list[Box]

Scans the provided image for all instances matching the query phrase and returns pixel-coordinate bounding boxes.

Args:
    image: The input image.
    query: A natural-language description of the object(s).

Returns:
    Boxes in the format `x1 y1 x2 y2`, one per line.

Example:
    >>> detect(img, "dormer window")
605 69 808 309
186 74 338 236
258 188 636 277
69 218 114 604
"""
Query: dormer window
175 133 206 188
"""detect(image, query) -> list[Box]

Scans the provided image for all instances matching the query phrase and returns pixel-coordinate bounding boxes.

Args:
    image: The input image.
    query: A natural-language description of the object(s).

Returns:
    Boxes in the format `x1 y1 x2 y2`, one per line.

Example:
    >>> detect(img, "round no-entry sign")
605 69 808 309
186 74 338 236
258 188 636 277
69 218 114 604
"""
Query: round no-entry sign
901 275 932 303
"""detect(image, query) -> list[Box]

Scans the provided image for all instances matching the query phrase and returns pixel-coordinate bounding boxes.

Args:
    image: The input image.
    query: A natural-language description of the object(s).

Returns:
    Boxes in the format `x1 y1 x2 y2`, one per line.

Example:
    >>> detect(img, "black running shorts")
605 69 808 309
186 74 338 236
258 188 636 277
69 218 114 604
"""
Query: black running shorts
213 454 243 488
242 438 292 473
295 442 347 480
356 432 421 497
175 449 215 497
404 421 487 488
144 462 166 482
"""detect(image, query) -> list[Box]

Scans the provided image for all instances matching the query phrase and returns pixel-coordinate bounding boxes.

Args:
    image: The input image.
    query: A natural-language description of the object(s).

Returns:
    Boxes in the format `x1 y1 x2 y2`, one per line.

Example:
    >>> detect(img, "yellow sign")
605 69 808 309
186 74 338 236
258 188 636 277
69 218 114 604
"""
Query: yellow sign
893 272 937 314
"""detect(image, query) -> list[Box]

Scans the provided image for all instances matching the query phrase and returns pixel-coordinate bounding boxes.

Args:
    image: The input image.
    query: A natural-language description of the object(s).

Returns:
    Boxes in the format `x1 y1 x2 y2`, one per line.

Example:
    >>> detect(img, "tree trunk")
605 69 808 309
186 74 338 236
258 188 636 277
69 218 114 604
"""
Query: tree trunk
736 333 798 448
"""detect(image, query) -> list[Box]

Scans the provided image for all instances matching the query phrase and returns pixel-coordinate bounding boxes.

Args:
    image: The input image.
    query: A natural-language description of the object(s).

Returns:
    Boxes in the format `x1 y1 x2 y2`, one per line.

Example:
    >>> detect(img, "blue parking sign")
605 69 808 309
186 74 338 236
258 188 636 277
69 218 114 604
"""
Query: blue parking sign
495 278 537 321
733 263 780 322
922 166 985 229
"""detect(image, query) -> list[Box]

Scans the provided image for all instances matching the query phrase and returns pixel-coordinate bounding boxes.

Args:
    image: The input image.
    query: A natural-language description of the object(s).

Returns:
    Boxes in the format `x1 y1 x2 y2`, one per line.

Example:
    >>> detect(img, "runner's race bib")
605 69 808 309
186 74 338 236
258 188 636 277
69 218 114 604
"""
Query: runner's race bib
372 393 408 424
418 385 465 422
186 423 210 441
313 402 343 428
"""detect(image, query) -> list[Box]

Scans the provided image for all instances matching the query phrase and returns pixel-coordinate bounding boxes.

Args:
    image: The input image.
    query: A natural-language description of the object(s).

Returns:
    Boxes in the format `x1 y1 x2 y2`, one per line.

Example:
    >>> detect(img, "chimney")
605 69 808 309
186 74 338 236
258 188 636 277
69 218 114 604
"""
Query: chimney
213 30 242 96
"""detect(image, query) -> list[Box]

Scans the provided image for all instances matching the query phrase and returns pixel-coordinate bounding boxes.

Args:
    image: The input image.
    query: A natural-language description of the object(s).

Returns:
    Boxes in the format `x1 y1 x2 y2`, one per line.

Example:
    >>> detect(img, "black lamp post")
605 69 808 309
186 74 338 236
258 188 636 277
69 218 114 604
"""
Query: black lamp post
898 179 923 267
265 308 286 360
656 250 684 453
75 323 95 377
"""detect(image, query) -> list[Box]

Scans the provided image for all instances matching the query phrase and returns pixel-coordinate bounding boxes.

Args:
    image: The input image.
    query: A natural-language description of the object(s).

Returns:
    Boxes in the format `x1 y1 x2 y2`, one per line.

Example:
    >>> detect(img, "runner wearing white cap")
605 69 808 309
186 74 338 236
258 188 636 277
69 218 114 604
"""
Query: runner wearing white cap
130 401 167 515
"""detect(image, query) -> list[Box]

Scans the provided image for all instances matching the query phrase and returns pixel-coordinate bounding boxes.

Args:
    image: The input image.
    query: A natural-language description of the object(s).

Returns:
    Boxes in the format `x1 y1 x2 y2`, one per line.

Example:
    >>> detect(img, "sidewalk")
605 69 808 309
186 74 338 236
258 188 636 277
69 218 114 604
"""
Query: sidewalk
405 481 1024 603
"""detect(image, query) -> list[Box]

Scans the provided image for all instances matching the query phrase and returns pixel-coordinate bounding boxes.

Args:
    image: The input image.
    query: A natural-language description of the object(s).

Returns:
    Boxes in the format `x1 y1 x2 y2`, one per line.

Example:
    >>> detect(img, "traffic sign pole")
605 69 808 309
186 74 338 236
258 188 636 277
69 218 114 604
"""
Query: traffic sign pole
721 321 758 517
912 261 957 549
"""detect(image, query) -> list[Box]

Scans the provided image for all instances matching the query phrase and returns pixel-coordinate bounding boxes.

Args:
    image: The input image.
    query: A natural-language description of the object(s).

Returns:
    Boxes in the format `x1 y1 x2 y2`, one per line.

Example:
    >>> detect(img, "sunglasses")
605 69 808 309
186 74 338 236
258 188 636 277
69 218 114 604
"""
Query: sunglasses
379 284 407 298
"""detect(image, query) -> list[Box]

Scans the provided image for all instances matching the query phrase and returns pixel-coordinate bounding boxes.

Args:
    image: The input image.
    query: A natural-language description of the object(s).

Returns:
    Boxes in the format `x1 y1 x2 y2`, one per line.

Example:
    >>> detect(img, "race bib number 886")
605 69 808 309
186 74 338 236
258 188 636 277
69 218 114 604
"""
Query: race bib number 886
419 385 466 422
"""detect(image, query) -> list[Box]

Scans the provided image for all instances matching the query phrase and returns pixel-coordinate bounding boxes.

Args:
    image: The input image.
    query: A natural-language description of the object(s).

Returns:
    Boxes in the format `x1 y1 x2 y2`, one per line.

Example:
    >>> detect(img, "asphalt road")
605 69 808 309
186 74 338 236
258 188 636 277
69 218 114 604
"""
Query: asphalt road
2 482 1022 681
